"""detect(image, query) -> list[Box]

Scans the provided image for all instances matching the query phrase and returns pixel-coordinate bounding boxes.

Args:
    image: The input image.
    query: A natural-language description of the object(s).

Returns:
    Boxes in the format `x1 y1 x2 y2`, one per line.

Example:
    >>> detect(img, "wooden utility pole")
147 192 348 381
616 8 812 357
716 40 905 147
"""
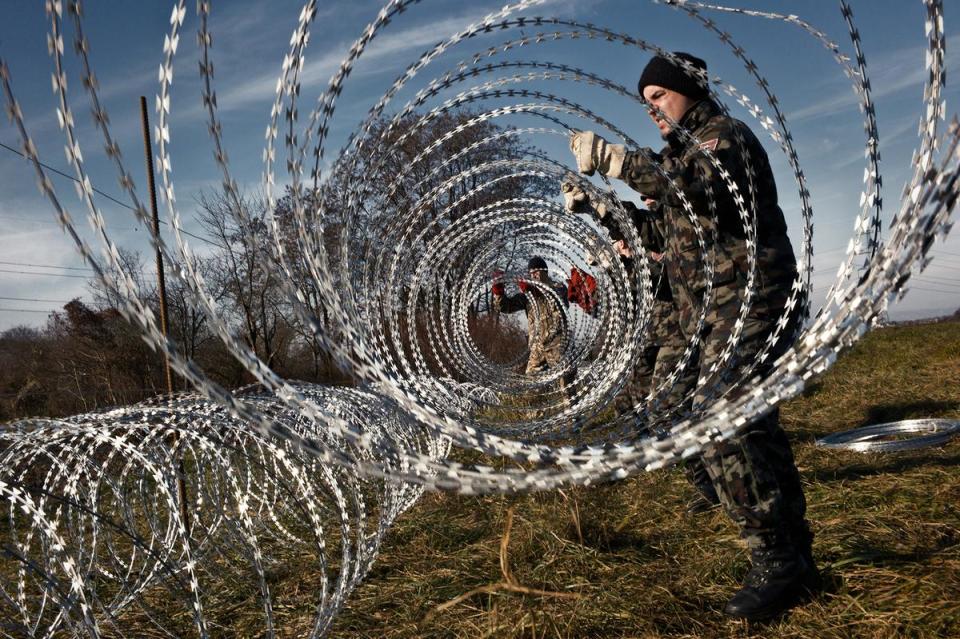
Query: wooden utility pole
139 96 174 393
140 96 190 535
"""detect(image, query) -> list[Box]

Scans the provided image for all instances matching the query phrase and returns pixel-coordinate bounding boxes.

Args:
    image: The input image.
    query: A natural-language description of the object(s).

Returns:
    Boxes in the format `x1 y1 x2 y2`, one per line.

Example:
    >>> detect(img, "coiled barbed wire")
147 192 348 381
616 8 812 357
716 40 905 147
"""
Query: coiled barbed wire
815 418 960 453
0 383 453 636
1 0 959 635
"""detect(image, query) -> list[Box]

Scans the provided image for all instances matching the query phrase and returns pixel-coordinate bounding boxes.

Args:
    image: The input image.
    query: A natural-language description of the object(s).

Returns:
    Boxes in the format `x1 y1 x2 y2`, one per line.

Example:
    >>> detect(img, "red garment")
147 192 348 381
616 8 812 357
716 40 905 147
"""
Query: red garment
492 269 505 296
567 267 598 315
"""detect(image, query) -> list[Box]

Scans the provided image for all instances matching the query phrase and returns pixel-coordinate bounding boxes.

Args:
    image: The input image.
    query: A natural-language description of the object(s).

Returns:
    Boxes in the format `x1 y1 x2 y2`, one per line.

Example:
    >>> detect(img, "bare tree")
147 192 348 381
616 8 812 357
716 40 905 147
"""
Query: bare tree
86 247 151 311
163 261 213 363
195 190 291 371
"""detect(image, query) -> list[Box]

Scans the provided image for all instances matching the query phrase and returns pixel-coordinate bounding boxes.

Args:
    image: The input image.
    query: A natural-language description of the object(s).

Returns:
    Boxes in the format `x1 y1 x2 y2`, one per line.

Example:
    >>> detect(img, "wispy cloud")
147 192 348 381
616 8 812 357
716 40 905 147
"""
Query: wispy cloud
182 1 578 119
789 33 960 123
0 223 90 330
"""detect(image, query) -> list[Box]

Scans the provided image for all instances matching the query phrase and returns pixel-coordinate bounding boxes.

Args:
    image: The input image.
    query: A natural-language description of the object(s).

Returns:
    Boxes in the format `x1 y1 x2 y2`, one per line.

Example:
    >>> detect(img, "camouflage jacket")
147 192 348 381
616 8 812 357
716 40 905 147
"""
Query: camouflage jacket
620 99 797 333
494 277 569 353
596 199 672 302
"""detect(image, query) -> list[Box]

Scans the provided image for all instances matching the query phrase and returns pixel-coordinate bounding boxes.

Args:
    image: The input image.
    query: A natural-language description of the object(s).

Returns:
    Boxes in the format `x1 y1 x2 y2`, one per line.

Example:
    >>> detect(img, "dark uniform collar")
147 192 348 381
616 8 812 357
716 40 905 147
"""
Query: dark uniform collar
665 99 720 149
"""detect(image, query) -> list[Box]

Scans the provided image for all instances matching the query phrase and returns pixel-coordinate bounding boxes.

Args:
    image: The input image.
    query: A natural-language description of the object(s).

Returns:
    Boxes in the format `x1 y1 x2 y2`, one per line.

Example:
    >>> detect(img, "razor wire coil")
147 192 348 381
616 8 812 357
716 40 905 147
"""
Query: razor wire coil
0 0 958 635
815 419 960 453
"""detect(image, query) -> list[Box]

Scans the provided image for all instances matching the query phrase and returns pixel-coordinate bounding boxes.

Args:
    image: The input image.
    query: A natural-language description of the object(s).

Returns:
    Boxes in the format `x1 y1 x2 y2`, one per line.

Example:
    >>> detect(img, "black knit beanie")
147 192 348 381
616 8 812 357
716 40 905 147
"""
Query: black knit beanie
527 256 548 271
638 52 709 101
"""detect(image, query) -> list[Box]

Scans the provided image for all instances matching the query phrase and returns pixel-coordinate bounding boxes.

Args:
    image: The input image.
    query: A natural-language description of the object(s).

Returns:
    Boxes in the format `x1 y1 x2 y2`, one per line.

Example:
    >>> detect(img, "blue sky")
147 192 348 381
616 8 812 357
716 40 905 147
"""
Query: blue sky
1 0 958 332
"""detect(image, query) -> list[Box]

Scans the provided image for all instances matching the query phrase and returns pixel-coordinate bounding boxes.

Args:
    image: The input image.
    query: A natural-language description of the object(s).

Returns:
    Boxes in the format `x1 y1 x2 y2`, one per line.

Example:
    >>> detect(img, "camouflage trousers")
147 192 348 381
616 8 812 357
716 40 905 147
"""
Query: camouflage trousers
527 340 576 417
613 299 696 418
526 337 566 375
683 283 811 553
526 340 576 387
615 297 710 501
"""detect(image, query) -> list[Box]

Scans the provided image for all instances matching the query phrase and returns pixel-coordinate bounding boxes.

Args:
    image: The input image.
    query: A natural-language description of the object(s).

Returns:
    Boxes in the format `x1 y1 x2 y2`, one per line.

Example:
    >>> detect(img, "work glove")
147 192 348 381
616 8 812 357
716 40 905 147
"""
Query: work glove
582 270 598 316
567 268 582 303
569 130 626 178
560 180 614 221
583 270 597 297
491 269 505 297
560 179 591 213
567 267 599 315
593 199 609 219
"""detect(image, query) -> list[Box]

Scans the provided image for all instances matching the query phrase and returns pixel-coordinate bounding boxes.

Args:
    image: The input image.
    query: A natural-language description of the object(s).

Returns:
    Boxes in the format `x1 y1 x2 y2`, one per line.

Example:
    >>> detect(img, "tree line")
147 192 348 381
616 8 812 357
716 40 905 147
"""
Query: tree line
1 113 543 420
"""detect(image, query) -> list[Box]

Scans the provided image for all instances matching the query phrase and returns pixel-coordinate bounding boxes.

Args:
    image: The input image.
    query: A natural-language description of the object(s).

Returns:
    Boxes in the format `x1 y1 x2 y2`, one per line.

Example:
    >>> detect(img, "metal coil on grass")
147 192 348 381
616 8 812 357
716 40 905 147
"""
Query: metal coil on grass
816 419 960 453
0 384 453 637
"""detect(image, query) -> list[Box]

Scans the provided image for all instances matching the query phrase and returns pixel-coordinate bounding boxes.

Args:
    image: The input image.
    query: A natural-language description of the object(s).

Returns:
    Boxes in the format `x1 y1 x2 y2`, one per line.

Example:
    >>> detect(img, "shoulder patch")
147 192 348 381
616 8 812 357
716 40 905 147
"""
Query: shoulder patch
697 138 719 152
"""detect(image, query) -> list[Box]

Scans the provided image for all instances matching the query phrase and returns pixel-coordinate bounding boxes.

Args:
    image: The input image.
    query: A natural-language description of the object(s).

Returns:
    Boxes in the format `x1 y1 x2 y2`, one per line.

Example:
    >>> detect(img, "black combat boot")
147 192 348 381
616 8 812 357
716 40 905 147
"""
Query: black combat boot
723 548 818 621
794 528 821 592
683 458 720 515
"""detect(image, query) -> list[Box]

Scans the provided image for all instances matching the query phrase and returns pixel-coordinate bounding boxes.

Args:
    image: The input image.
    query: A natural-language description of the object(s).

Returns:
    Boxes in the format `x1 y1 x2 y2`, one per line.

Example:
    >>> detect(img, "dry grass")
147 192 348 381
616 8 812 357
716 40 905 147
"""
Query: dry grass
326 319 960 638
4 320 958 637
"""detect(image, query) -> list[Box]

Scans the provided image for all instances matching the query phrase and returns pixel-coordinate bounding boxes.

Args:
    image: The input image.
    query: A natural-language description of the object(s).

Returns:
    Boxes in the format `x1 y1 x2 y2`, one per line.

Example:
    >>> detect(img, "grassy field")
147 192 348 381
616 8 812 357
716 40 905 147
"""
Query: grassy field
328 319 960 638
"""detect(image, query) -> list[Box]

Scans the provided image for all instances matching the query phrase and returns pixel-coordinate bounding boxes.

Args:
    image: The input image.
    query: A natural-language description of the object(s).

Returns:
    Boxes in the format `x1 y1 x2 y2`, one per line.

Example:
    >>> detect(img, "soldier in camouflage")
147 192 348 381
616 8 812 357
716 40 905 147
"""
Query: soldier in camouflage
561 183 719 513
493 256 574 388
568 52 817 621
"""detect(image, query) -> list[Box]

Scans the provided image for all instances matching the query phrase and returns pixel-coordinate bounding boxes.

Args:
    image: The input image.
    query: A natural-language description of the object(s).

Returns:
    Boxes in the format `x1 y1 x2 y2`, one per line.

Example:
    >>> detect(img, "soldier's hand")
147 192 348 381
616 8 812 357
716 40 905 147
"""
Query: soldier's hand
567 268 582 302
594 199 609 219
560 180 591 213
585 251 612 269
492 269 506 296
613 239 633 258
639 147 664 165
569 130 626 178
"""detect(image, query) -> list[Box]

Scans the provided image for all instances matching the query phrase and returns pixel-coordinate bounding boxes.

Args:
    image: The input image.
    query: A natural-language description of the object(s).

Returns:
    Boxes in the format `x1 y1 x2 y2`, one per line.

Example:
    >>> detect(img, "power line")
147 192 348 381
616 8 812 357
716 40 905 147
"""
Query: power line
810 270 842 279
913 275 960 287
0 140 135 211
0 308 56 314
0 211 223 249
0 296 72 304
0 260 93 272
0 261 151 279
929 249 960 259
0 268 89 280
0 140 223 248
0 213 144 234
0 260 154 277
926 250 960 259
905 285 960 296
811 246 849 256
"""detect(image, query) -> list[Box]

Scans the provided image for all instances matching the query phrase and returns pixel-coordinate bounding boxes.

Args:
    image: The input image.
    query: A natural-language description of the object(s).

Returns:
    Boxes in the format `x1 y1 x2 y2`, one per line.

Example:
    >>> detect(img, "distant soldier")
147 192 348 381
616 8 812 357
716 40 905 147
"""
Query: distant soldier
568 51 816 620
492 256 574 389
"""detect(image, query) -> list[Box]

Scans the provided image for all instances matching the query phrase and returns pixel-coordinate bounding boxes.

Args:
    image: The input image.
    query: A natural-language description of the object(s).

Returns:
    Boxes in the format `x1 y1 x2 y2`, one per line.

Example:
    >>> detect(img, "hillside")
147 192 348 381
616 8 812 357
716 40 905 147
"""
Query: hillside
327 319 960 638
